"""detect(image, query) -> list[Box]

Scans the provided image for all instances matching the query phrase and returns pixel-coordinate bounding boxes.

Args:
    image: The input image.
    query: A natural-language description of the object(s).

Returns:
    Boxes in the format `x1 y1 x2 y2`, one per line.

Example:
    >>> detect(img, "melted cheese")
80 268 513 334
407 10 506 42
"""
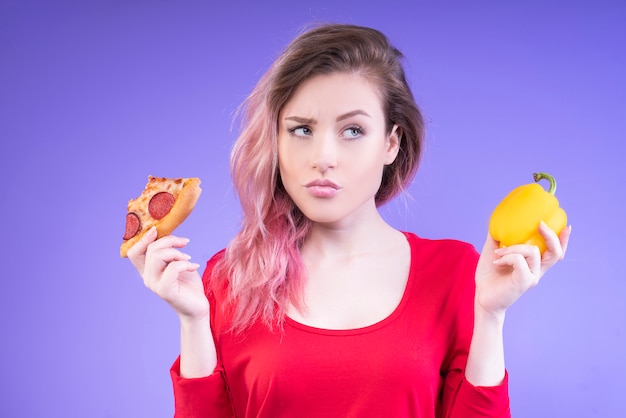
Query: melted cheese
126 176 184 233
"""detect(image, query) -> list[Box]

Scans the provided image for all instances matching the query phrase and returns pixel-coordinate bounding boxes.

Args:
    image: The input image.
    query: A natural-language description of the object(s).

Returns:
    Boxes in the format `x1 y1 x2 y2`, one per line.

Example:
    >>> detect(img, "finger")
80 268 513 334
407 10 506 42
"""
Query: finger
162 260 202 281
148 247 192 265
143 247 193 288
146 234 191 253
538 221 564 261
128 226 158 258
495 242 541 258
478 233 500 266
495 244 542 277
559 225 572 258
127 226 158 271
494 251 541 290
143 236 190 276
482 232 500 253
156 260 202 296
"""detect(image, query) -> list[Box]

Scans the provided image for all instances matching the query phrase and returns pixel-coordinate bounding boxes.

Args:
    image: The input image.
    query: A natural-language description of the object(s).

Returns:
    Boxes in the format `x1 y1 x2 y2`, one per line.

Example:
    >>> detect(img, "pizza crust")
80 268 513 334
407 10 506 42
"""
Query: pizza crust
120 176 202 258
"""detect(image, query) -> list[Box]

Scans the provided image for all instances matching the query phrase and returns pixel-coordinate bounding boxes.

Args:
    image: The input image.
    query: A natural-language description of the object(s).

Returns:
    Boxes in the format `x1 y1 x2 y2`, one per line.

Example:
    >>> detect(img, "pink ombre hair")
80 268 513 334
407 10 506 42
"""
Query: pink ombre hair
210 24 425 331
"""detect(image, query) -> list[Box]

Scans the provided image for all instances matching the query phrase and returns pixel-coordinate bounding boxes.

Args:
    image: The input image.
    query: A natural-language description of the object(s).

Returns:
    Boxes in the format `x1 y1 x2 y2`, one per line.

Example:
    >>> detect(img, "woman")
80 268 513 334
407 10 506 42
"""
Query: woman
128 24 570 417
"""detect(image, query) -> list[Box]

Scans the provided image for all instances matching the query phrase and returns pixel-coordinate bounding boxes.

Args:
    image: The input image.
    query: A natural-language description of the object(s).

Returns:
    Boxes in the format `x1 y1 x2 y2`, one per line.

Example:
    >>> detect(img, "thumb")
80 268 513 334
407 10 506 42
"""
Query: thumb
481 232 499 253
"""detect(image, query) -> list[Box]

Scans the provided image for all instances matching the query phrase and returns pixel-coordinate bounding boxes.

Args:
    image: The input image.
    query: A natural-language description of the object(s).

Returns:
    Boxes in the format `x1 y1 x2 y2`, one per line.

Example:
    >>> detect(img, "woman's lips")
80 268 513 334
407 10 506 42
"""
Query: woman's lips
305 179 341 198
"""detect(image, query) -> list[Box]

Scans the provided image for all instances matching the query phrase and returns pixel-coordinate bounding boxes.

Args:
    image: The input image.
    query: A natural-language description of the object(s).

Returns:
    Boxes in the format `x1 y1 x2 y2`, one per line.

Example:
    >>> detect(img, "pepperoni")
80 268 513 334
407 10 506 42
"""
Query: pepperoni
123 213 141 240
149 192 175 220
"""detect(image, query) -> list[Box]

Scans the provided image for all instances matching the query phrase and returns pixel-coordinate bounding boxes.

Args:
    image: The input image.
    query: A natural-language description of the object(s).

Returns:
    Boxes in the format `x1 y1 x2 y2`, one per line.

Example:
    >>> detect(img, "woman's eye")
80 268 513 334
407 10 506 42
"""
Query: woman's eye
342 126 363 139
288 126 312 137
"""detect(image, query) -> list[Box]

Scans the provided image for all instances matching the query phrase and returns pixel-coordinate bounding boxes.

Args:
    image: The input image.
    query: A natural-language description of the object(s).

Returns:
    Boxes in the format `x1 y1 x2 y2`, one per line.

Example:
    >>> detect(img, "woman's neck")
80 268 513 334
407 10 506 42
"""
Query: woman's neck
301 210 400 261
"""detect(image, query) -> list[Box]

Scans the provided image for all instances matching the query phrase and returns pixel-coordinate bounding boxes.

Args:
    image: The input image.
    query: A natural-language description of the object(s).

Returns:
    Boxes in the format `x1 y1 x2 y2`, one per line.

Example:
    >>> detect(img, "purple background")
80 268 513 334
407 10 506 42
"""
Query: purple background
1 0 624 417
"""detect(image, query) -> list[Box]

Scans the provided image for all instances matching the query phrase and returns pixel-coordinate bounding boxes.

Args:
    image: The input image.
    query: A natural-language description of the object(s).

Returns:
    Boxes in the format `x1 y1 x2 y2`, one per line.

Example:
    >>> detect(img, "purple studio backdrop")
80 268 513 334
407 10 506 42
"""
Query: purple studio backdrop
1 0 624 417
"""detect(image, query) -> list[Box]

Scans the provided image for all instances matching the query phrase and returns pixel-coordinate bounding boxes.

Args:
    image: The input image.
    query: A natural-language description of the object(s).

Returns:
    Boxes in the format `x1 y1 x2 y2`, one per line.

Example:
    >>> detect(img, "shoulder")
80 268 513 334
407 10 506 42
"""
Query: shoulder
402 232 478 313
200 249 236 333
402 231 479 294
201 249 227 297
403 231 479 265
205 249 226 271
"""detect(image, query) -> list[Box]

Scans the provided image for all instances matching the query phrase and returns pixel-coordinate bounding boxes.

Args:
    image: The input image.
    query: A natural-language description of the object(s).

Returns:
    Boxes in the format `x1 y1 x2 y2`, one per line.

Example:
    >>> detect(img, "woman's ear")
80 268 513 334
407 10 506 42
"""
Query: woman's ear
384 124 401 165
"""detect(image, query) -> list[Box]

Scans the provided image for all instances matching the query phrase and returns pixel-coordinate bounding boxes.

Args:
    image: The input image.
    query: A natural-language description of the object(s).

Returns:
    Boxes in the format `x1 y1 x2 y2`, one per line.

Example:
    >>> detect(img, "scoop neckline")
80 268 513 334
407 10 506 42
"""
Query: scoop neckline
284 231 417 336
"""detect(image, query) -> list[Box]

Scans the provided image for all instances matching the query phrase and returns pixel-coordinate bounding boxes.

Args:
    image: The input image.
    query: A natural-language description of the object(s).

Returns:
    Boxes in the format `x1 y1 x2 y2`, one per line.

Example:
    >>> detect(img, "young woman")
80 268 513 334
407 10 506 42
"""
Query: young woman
127 24 570 417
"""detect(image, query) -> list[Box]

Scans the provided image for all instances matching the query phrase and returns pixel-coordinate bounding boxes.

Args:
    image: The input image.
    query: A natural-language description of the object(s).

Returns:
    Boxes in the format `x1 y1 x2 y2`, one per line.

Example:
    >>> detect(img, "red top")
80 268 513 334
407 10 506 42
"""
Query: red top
170 232 511 417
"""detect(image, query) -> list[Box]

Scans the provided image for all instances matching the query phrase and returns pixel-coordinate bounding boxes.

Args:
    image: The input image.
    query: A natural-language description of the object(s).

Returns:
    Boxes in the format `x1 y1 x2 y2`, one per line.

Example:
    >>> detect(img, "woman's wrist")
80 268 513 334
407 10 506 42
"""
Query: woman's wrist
465 303 507 386
179 313 217 379
179 310 211 328
474 303 506 327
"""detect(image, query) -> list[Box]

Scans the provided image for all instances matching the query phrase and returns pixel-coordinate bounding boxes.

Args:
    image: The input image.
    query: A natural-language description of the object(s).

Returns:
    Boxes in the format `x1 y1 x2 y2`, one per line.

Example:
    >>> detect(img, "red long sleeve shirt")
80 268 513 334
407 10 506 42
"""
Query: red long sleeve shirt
170 232 511 417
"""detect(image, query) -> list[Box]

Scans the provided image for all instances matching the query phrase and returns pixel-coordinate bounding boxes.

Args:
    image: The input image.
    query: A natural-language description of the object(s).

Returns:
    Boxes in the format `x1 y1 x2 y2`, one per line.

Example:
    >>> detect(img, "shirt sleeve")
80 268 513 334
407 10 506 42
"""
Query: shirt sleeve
169 251 235 418
170 357 234 418
444 369 511 418
440 242 511 418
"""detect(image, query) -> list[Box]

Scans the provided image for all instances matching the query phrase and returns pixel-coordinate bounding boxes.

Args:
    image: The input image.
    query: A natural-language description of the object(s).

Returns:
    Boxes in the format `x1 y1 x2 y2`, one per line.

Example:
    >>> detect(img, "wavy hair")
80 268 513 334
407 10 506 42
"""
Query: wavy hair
210 23 425 332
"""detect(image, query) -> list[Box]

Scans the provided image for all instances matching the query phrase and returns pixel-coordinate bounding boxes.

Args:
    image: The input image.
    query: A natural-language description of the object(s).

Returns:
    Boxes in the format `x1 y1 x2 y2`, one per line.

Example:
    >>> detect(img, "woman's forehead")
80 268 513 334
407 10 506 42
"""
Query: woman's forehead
280 72 385 120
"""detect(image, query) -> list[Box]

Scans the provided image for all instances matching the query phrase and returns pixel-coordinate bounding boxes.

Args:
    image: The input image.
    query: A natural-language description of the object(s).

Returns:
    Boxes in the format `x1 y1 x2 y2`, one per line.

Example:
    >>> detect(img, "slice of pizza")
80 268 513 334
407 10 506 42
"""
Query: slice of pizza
120 176 202 258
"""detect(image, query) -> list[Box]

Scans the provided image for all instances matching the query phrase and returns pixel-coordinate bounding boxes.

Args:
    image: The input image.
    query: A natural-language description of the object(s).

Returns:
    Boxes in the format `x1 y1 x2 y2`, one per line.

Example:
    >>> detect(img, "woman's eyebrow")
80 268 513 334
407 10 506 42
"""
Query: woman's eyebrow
336 109 371 122
284 116 316 124
284 110 371 124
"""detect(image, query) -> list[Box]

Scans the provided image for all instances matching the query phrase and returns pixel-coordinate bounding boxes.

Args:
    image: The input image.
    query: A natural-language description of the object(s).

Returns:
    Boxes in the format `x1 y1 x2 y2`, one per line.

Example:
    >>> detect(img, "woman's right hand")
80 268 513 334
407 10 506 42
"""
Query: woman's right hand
126 227 210 322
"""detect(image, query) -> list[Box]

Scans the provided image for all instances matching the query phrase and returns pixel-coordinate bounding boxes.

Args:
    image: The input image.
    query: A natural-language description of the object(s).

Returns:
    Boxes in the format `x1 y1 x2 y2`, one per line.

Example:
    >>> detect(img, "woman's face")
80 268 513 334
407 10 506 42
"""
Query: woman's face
277 72 400 227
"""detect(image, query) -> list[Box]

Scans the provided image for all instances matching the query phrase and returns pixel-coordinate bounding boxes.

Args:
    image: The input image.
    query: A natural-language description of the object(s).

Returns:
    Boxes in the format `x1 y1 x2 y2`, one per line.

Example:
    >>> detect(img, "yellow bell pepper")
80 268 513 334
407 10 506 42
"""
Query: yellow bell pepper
489 172 567 254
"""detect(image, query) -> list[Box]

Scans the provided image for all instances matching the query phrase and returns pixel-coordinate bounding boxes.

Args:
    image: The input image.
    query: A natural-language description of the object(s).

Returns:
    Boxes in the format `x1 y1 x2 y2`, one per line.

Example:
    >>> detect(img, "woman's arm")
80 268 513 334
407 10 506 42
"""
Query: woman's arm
127 226 218 377
466 222 571 386
465 308 506 386
179 313 217 377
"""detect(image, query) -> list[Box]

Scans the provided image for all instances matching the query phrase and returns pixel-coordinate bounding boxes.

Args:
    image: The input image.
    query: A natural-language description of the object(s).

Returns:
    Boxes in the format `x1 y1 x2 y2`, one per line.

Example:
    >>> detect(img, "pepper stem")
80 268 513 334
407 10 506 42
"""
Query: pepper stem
533 172 557 195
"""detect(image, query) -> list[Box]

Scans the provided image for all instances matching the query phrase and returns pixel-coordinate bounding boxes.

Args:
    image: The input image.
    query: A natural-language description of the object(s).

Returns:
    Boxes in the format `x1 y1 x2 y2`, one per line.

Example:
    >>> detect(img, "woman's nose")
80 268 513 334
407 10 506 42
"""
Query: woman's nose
311 134 337 172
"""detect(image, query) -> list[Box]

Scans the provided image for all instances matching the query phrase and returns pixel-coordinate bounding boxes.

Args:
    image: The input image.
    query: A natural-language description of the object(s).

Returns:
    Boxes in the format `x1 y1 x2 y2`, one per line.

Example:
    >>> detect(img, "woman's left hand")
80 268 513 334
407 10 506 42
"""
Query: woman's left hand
474 222 572 318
